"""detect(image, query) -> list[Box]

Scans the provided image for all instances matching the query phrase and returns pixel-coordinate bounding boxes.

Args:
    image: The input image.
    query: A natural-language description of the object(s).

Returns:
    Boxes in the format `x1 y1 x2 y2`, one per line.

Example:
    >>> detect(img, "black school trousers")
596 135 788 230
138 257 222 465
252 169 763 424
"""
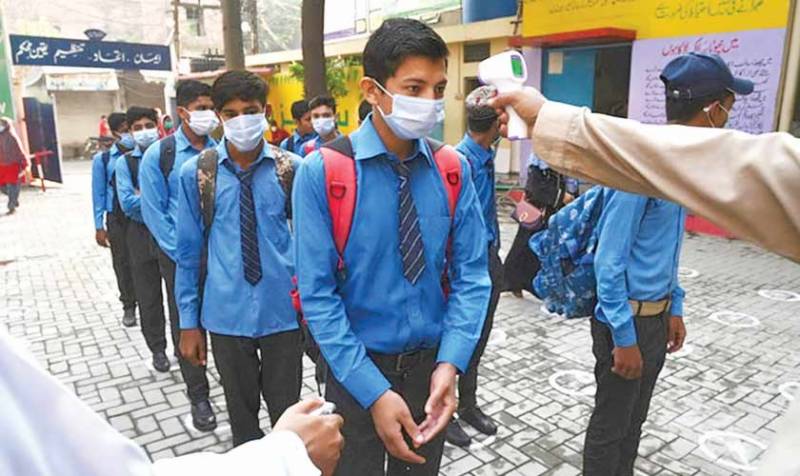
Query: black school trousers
583 312 669 476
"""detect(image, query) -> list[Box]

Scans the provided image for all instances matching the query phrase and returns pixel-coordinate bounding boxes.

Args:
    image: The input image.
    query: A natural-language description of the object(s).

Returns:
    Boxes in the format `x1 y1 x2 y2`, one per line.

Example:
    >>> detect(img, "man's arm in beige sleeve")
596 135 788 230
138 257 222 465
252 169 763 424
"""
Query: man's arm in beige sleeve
532 101 800 263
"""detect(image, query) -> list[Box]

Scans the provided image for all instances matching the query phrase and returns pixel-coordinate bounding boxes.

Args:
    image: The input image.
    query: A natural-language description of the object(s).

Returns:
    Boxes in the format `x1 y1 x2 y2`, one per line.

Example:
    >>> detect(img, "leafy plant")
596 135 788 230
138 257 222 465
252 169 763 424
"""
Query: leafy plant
289 56 363 98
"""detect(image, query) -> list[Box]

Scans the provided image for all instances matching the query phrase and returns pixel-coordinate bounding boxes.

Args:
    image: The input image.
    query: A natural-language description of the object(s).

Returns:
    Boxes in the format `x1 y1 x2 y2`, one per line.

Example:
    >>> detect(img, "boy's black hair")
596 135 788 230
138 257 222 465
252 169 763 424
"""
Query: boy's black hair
176 79 213 108
665 90 732 123
358 99 371 122
290 99 310 120
126 106 157 125
363 18 449 85
308 95 336 114
468 116 497 134
107 112 128 133
211 70 269 111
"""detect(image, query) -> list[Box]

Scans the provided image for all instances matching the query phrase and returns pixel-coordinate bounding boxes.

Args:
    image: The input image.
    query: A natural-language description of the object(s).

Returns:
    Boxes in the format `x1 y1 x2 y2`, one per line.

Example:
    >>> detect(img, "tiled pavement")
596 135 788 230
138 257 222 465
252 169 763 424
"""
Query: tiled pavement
1 160 799 475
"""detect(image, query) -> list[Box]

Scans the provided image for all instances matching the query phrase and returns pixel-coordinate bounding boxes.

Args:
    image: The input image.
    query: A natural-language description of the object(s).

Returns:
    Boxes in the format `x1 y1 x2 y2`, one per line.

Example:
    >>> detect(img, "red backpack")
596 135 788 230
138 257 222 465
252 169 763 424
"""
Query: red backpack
290 135 463 312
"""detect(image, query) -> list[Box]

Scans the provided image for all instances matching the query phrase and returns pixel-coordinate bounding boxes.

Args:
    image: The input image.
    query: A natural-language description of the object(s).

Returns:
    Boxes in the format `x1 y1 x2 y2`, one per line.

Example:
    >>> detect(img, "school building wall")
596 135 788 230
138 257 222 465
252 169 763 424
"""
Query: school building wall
249 16 519 172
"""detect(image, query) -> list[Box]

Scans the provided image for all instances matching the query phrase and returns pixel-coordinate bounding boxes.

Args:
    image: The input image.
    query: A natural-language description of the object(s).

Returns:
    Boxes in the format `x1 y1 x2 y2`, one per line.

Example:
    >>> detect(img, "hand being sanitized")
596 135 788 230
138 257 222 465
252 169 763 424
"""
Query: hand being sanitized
479 50 529 140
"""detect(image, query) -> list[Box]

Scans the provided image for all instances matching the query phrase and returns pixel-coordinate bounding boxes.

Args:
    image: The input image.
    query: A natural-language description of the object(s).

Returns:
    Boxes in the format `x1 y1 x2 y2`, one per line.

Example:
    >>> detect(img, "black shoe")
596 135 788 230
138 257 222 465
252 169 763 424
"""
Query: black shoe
191 400 217 432
122 308 136 327
445 418 471 447
459 406 497 436
152 352 171 372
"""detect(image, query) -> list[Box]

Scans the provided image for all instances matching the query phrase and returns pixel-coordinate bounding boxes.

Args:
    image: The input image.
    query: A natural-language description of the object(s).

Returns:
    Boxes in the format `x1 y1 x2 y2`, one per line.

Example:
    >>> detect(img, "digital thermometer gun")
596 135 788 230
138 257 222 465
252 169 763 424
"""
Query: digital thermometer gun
478 51 528 140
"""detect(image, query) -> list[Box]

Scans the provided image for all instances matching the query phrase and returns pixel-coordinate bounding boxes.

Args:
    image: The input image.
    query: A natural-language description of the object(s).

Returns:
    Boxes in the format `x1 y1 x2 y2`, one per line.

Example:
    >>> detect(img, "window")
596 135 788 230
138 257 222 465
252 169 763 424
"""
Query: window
185 5 205 37
464 42 491 63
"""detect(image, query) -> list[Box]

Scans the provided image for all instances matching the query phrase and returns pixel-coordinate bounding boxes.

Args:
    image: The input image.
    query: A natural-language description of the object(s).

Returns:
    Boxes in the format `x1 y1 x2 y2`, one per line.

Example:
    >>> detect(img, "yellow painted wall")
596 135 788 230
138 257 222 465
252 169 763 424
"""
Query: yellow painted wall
265 66 364 137
265 36 515 158
522 0 792 39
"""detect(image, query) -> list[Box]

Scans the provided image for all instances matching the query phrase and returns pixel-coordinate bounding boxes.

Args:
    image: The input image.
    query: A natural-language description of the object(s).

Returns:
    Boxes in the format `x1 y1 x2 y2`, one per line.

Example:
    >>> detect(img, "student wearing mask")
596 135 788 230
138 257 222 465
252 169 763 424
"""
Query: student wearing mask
176 71 303 447
139 80 217 432
583 54 753 475
300 95 340 157
115 106 172 374
91 112 137 327
293 18 490 475
280 99 316 155
445 86 500 447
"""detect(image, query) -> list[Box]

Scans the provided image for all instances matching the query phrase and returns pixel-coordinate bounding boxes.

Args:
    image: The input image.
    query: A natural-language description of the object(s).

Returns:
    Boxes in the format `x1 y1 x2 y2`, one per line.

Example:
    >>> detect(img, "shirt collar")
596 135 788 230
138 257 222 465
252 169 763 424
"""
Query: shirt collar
352 116 433 167
295 130 316 142
461 133 494 166
217 138 270 171
175 125 215 152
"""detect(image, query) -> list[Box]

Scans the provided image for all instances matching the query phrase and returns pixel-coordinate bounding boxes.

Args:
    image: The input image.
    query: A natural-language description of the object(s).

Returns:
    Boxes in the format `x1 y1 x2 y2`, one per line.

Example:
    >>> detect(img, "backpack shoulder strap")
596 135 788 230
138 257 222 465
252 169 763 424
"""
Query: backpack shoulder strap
428 138 462 219
267 144 296 219
102 150 111 168
124 151 140 190
196 148 219 232
159 134 177 180
321 135 355 270
287 135 295 153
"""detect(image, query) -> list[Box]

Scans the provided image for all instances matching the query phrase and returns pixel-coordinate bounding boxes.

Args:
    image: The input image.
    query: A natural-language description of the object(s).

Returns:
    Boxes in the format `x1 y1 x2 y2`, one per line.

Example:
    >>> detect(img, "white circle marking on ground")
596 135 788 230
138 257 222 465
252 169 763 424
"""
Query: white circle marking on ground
778 382 800 402
678 267 700 279
548 370 596 397
698 430 767 472
487 328 507 348
708 311 761 328
757 289 800 302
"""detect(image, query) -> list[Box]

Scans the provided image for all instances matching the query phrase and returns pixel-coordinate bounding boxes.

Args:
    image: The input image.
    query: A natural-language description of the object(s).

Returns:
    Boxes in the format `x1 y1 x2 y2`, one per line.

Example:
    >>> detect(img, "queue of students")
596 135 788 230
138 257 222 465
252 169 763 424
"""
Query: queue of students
84 16 767 476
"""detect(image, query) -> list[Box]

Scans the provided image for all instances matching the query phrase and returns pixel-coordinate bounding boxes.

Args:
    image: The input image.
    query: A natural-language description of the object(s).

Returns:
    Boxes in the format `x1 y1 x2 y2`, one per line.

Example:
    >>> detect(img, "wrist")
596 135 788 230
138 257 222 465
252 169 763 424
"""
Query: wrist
435 362 458 378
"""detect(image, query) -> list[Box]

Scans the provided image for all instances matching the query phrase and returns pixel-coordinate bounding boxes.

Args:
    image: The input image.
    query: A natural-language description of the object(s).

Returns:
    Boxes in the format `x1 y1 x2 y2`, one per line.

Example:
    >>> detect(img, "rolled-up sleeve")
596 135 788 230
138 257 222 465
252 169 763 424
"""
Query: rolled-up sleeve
91 153 107 230
293 153 390 409
140 145 176 259
436 158 491 372
594 191 648 347
175 157 204 330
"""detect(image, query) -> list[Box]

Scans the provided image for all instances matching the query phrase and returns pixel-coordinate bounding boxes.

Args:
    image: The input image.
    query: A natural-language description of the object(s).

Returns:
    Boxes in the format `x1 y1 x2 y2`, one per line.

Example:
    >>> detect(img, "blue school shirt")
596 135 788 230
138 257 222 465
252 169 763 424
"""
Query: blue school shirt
91 143 126 229
455 133 499 245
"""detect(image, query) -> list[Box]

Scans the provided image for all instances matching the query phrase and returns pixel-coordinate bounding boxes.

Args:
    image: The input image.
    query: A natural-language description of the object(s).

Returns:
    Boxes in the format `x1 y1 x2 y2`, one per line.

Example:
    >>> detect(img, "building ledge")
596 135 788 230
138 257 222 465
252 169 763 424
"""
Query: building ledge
510 27 637 48
246 16 518 67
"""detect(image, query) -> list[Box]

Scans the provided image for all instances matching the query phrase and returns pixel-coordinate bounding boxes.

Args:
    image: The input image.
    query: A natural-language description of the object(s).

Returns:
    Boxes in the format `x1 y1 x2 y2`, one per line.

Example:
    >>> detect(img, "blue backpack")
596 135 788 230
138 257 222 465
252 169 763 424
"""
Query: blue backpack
530 186 606 318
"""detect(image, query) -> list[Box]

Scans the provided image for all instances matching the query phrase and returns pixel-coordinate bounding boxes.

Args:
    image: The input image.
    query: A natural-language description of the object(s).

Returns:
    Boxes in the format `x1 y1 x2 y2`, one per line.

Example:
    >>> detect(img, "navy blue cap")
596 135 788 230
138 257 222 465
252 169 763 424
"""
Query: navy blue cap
660 53 754 100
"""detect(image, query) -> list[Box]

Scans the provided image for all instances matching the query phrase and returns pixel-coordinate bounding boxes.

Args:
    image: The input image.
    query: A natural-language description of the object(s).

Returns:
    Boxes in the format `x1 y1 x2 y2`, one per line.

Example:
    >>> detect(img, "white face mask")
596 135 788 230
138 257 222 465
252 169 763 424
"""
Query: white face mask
118 132 135 149
373 80 445 140
705 102 731 129
187 110 220 136
223 113 266 152
133 128 159 149
312 116 336 137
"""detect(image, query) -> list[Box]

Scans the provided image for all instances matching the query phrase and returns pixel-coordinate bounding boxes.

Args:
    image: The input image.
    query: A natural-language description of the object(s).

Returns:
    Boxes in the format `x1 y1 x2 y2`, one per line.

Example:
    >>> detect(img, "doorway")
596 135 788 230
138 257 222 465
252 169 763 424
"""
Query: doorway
542 44 632 117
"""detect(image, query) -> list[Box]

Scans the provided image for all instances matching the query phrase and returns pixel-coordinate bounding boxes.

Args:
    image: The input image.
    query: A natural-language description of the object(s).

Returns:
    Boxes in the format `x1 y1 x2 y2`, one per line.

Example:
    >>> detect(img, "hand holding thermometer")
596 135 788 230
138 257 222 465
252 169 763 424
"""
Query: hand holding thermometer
478 51 529 140
309 401 337 416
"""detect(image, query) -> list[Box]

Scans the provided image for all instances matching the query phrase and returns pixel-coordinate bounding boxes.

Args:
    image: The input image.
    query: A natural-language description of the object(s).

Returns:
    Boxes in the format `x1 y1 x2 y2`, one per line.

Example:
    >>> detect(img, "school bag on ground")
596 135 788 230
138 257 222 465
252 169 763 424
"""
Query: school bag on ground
530 186 606 318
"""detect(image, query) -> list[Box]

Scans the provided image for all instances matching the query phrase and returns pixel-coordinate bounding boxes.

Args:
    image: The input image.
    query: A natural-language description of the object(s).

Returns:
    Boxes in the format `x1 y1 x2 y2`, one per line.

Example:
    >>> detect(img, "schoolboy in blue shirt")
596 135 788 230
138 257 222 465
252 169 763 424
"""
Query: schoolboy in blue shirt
175 71 303 447
140 80 217 432
91 112 137 327
299 95 341 157
294 18 490 475
279 99 316 155
445 87 502 448
583 53 754 475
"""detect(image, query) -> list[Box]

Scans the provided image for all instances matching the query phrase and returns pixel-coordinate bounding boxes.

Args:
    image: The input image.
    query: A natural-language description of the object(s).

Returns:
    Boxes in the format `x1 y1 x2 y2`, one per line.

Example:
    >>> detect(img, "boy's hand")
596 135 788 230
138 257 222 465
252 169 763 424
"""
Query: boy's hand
612 345 643 380
667 316 686 353
370 390 425 464
179 329 207 366
95 229 109 247
419 363 457 443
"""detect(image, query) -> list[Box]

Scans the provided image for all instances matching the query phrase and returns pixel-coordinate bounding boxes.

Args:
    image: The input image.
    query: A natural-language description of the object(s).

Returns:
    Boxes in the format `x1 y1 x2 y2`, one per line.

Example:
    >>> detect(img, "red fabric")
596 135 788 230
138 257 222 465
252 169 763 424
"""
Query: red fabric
0 128 26 186
0 163 22 186
99 119 110 137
